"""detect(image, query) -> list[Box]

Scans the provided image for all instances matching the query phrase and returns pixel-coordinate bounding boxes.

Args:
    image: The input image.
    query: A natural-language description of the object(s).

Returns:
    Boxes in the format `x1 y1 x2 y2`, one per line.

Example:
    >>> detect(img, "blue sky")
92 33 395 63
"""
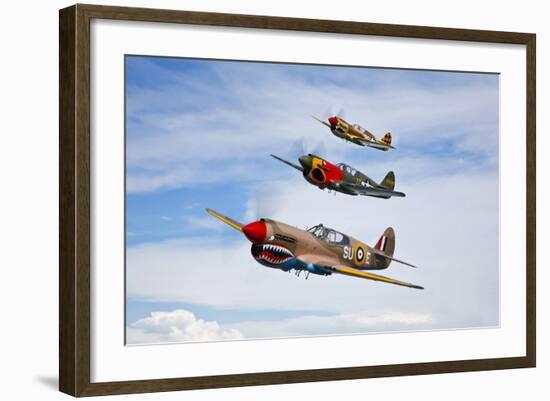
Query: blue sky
125 55 499 344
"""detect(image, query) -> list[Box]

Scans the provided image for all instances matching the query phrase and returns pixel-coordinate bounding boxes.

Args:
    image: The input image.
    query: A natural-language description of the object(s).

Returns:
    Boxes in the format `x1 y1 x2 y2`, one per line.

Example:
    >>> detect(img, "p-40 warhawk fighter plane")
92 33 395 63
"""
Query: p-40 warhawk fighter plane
206 208 422 289
313 115 394 151
271 154 405 199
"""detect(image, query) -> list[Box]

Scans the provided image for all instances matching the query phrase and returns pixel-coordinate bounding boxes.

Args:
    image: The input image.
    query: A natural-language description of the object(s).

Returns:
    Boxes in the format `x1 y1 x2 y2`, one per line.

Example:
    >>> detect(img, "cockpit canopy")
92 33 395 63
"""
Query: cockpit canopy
352 124 366 133
337 163 357 176
307 224 350 246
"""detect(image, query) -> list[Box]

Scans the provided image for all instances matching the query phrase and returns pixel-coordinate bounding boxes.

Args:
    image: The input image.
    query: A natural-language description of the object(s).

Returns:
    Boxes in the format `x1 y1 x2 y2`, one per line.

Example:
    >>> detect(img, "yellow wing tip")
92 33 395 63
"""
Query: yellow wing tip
335 266 423 289
205 208 243 232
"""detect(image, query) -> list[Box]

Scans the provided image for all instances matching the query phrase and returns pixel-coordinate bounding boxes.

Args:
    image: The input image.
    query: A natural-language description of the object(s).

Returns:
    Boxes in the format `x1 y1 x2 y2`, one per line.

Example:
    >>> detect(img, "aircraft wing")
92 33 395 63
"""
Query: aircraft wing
205 208 243 232
361 188 406 198
355 138 395 150
270 154 304 172
348 139 366 147
356 129 376 139
331 265 423 289
337 182 406 198
312 115 331 128
297 254 422 289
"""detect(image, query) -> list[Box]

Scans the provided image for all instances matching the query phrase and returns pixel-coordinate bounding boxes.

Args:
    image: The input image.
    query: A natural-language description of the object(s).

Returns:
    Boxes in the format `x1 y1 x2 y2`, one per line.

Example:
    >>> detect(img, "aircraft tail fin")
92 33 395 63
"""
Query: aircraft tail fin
380 171 395 190
382 131 392 145
374 227 395 268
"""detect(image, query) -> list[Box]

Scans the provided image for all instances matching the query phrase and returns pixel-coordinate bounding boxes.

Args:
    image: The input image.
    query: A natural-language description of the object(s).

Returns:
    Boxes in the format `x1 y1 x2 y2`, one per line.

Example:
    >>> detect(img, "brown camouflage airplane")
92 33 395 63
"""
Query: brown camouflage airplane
313 115 394 151
271 153 405 199
206 208 422 289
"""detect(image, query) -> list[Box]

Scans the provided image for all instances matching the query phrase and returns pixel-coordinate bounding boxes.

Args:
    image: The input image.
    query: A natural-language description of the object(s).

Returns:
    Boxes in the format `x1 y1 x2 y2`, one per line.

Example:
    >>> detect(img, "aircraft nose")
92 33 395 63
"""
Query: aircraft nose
299 155 312 171
328 116 338 125
242 221 267 243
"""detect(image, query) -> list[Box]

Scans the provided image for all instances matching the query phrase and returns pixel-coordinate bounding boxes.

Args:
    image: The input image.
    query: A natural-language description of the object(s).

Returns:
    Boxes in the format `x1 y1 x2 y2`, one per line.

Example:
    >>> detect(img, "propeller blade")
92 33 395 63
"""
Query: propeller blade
309 140 326 158
336 107 347 119
288 137 307 160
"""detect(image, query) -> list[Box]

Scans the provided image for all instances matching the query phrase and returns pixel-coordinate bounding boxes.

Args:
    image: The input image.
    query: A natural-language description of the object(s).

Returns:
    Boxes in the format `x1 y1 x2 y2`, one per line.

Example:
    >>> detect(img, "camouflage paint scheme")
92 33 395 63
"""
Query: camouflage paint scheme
271 154 406 199
313 115 394 151
206 209 422 289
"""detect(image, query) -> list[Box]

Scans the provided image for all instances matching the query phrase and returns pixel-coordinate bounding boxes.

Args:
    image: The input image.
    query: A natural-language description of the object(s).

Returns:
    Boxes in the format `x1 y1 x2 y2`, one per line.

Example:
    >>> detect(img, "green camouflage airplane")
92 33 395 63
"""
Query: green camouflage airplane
271 154 406 199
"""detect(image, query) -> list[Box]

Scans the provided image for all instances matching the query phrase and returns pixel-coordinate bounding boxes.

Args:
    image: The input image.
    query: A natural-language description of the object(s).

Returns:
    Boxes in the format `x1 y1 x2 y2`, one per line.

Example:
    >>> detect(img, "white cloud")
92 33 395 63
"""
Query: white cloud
184 215 227 231
126 166 499 330
126 308 435 344
126 60 498 193
127 309 243 344
226 310 436 339
125 59 500 340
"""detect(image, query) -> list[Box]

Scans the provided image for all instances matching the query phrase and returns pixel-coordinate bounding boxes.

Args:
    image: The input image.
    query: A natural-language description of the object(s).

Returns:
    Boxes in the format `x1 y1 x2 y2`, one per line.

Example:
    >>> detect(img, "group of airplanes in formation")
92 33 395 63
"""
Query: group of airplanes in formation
207 114 423 290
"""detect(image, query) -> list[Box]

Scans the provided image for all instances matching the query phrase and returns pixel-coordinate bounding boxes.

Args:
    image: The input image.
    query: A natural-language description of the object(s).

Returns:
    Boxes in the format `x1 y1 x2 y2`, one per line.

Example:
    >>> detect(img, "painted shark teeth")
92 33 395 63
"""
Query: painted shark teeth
251 243 294 265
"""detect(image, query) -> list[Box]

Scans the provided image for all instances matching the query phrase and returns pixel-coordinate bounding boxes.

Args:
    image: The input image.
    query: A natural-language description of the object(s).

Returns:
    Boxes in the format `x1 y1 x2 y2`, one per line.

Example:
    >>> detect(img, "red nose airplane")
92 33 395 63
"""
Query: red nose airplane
271 153 405 198
313 115 394 151
206 208 423 289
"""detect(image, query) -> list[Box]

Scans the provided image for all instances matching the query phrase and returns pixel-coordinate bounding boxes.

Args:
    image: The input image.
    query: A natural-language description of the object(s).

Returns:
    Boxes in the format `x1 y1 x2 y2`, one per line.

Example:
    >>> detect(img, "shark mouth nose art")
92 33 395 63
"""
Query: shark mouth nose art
251 244 294 265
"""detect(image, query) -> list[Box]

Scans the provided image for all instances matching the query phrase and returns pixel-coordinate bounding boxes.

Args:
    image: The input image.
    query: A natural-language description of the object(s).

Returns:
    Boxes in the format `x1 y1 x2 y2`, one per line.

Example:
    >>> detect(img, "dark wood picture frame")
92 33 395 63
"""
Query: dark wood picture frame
59 3 536 397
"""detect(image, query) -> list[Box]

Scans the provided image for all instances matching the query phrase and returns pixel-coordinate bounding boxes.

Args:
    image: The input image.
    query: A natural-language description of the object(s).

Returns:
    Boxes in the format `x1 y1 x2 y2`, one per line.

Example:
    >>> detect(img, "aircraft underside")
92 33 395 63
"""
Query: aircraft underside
251 243 331 277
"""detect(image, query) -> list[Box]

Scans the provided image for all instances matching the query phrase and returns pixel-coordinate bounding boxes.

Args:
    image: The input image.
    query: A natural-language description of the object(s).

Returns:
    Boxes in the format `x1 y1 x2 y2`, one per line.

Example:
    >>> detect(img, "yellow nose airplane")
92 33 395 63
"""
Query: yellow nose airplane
206 208 423 289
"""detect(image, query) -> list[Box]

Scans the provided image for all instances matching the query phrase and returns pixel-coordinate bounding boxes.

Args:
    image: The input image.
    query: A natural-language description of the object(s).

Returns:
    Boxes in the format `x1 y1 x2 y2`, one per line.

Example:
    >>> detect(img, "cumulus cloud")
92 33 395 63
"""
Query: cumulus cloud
126 308 435 344
226 310 436 339
127 309 243 344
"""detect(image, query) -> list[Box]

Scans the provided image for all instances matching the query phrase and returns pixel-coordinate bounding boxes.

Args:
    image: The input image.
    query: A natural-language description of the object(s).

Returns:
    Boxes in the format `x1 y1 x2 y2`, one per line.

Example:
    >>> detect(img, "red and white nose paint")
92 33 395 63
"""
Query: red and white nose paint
242 221 267 243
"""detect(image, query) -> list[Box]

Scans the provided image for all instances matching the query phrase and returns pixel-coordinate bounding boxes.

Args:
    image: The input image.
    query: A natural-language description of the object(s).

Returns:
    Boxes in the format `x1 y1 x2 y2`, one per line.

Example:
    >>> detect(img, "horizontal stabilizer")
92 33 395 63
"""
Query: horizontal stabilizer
371 248 417 268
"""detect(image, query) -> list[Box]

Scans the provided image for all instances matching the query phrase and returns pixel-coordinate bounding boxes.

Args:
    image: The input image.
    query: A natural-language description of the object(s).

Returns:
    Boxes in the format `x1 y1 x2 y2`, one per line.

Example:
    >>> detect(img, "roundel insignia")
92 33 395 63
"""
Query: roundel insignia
354 244 366 265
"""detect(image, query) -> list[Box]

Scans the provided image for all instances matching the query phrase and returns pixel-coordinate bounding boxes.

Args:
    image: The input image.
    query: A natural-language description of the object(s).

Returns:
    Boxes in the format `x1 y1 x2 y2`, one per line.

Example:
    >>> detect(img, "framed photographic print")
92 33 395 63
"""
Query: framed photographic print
59 4 536 397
